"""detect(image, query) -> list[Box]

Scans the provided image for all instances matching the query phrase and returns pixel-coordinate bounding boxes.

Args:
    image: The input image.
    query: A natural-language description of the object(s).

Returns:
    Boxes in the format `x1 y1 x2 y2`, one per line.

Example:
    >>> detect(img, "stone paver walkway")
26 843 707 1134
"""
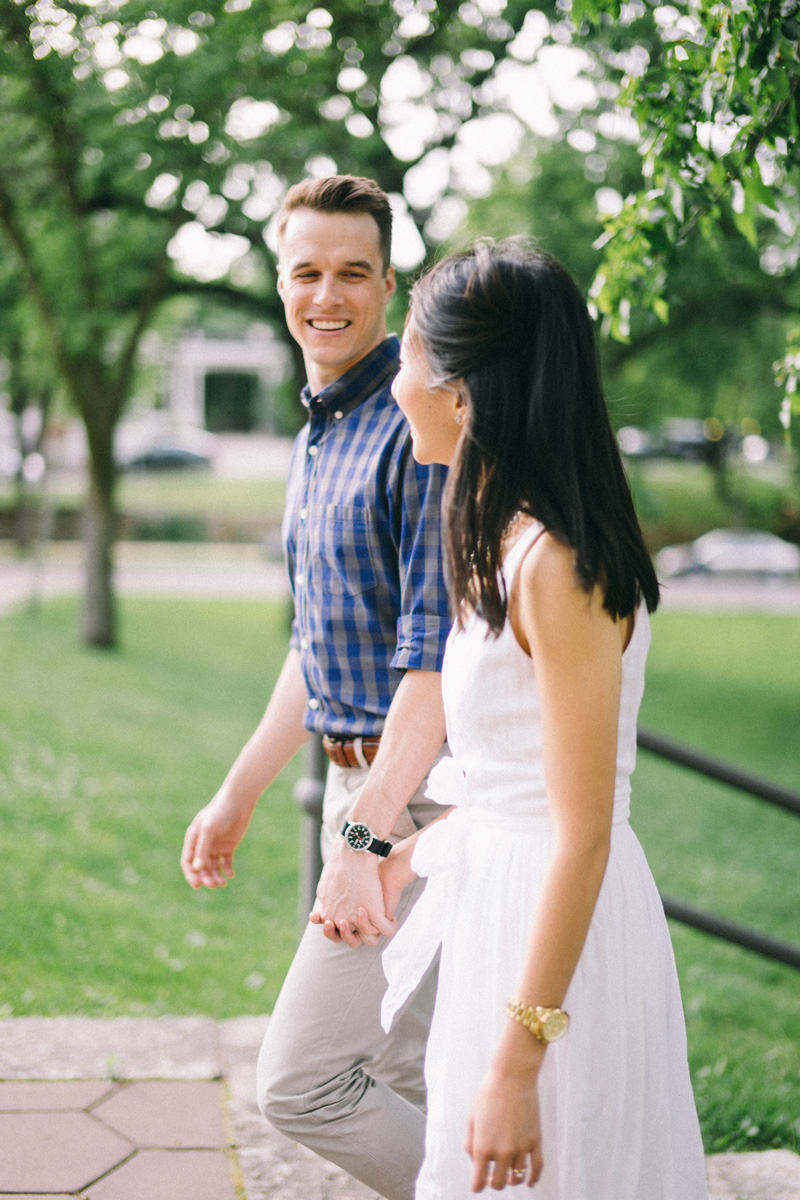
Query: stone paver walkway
0 1017 799 1200
0 1016 378 1200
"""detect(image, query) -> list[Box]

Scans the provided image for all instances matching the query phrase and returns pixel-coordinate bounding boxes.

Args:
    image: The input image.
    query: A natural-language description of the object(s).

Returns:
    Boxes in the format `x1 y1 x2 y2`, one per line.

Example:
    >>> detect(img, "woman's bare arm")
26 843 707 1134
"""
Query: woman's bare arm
467 533 629 1192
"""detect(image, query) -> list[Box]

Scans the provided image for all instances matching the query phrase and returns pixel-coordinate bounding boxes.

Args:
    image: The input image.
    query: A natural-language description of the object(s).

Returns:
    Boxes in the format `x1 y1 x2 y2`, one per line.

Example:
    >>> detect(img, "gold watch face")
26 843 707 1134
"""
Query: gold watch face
539 1008 569 1042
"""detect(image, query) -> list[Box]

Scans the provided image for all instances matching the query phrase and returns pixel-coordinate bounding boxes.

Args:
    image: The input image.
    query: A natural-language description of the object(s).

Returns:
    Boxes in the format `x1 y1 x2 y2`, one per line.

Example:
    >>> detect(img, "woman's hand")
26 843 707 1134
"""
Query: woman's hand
378 836 419 924
466 1025 545 1192
466 1071 542 1192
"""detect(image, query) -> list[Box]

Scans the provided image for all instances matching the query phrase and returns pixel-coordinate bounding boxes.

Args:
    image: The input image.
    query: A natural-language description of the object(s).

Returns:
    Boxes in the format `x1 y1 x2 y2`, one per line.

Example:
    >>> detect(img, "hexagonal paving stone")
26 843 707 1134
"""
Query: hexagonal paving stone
85 1149 237 1200
0 1112 132 1192
93 1080 228 1148
0 1080 114 1110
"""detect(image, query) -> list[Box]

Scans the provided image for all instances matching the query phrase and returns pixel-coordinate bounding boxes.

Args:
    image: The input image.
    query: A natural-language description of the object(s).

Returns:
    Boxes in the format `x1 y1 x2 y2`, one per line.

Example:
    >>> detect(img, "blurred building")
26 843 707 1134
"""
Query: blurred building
167 324 291 434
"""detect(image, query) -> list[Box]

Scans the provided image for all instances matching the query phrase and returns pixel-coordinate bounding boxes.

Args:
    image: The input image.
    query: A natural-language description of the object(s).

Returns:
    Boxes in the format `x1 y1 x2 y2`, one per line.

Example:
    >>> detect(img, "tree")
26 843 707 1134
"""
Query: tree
2 0 797 650
0 0 535 646
568 4 800 357
0 265 57 547
462 135 797 440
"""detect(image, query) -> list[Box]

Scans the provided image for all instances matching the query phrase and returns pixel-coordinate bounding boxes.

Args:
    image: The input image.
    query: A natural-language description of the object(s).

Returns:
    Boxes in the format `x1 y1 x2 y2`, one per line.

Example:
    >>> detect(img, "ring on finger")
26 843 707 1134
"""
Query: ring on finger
508 1167 526 1184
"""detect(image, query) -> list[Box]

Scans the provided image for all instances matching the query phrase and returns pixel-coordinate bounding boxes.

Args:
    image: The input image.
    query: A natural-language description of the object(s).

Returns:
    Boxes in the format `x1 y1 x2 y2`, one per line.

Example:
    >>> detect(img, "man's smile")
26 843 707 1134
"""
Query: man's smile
309 319 351 330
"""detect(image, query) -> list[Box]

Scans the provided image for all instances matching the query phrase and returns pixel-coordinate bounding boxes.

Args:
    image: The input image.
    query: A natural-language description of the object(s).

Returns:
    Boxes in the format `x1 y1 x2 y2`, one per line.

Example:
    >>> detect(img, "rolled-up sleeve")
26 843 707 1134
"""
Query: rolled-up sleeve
391 445 451 673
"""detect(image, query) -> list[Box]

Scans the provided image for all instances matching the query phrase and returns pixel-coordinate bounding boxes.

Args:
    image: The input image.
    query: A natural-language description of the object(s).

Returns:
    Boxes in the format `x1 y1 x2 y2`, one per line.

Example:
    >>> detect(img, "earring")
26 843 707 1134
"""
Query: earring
454 412 463 426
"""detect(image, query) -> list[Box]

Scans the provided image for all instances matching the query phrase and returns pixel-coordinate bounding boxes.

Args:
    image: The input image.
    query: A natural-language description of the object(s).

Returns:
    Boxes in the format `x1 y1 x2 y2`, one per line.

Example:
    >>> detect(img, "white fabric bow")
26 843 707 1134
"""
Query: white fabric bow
381 757 468 1031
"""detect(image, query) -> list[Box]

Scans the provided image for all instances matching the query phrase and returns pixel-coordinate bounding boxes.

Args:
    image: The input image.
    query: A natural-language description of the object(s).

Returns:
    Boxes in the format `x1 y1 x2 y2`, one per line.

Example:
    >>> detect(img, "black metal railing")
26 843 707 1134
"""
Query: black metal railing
293 734 325 936
637 728 800 818
637 727 800 971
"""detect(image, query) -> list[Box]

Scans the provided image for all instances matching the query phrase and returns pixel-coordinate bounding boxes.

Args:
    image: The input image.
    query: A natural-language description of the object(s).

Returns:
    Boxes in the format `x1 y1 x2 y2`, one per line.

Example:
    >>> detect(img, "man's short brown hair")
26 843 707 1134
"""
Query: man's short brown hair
277 175 393 272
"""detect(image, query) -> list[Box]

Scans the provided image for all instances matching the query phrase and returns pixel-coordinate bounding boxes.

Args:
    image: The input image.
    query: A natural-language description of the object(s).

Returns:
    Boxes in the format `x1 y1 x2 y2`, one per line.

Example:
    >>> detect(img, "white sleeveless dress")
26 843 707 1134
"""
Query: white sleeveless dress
382 523 708 1200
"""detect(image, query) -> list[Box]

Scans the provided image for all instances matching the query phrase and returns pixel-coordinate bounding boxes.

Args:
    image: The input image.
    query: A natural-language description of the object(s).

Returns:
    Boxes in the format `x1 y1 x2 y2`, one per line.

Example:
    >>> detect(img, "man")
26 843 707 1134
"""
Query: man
181 175 449 1200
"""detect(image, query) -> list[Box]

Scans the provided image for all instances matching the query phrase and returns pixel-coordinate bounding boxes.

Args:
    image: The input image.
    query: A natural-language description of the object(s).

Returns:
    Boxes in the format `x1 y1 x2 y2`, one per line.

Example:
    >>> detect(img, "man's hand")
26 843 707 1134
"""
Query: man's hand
311 839 397 948
181 794 255 890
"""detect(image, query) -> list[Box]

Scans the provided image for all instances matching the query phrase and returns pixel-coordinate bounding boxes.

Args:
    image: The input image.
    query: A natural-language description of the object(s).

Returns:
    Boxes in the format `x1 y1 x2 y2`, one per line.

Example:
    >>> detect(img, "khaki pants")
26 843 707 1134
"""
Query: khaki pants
257 759 444 1200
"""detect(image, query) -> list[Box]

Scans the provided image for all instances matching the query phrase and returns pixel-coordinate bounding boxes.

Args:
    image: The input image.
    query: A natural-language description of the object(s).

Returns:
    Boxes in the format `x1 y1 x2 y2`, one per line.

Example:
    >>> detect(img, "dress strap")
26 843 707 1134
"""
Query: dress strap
501 519 546 594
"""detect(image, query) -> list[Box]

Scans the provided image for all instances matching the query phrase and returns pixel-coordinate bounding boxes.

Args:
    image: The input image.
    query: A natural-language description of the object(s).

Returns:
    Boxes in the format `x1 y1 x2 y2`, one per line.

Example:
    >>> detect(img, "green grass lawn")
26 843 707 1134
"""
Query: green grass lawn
0 472 288 542
0 598 798 1153
0 595 301 1019
633 610 800 1154
627 459 798 550
0 473 287 520
1 454 796 549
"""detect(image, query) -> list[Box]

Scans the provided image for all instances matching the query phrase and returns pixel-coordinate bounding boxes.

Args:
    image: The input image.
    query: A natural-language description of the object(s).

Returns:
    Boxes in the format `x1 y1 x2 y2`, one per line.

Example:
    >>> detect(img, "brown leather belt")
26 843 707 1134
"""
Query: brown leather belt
322 735 381 769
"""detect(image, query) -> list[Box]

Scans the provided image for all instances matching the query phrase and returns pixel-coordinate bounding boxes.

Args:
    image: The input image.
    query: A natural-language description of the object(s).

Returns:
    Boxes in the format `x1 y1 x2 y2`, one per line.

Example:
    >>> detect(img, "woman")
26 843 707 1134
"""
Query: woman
379 242 708 1198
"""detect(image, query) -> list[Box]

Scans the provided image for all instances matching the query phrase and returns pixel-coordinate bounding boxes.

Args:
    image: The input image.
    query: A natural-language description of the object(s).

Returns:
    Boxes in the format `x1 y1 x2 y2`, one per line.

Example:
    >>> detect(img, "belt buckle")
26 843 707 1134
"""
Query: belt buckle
324 735 371 769
323 736 352 769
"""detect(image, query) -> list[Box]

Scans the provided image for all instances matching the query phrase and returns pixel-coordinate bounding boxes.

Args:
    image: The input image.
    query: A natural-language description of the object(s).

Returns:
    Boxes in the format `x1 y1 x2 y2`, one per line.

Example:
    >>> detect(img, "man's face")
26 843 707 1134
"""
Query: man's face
278 208 396 394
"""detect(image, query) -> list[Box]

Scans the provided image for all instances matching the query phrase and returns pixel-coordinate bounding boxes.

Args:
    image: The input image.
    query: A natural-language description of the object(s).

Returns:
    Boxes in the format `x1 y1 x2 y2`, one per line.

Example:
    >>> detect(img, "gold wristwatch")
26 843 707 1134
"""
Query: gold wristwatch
506 997 570 1044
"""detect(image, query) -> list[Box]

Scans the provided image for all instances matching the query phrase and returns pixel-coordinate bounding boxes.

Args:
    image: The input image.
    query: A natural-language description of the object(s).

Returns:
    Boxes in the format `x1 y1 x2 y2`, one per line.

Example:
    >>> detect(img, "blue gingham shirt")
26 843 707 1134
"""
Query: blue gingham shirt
282 335 450 736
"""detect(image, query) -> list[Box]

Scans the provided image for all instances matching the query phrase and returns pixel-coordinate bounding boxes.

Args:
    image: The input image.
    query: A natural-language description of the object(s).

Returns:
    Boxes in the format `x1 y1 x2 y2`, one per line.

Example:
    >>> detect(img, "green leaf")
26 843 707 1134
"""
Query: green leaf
743 160 779 212
731 204 759 249
652 297 670 324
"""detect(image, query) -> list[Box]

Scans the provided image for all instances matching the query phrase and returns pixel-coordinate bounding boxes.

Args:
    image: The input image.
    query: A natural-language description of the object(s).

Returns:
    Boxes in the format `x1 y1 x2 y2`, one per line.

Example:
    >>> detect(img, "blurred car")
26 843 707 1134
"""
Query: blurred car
119 426 215 473
122 444 212 472
618 418 733 464
659 417 711 462
617 426 666 458
657 529 800 579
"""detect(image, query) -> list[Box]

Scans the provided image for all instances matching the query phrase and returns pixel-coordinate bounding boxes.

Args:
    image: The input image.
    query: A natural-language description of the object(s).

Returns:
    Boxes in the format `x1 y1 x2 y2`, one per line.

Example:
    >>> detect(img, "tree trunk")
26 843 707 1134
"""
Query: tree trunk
81 472 117 648
13 467 35 550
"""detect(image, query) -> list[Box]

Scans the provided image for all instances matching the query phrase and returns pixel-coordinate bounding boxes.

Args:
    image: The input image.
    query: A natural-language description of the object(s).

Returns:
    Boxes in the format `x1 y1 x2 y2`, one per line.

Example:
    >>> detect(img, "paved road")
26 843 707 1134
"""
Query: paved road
0 542 290 614
2 542 799 615
658 572 800 612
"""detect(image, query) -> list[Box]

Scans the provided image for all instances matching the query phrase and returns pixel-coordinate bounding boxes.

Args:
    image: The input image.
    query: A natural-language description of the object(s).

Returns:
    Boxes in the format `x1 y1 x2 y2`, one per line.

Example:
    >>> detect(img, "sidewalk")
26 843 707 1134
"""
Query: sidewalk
1 1017 799 1200
0 542 290 615
1 541 800 615
0 1016 379 1200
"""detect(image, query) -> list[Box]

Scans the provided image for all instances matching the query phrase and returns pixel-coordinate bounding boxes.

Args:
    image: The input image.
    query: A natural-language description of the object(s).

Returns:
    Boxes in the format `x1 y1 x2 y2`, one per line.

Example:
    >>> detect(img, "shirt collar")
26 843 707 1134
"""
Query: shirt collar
300 335 400 417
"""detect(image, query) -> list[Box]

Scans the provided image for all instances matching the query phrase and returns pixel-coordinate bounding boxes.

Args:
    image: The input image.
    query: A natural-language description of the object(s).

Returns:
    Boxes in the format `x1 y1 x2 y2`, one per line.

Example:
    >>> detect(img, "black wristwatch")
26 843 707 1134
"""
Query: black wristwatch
341 821 392 857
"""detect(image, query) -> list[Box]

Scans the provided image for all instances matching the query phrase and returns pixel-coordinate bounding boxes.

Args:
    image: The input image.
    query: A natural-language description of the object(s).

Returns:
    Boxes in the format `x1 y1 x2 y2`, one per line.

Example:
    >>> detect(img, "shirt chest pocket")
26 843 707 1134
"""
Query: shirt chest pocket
316 504 381 597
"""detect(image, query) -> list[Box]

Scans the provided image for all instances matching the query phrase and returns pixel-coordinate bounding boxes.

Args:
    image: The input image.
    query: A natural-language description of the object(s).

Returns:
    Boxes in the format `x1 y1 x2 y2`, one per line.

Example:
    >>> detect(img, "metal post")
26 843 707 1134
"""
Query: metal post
293 732 326 939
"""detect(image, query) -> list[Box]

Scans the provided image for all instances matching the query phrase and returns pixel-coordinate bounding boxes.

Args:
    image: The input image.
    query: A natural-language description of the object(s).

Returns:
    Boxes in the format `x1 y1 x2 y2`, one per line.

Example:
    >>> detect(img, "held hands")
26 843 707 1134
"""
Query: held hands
311 834 420 948
180 793 254 890
310 839 398 948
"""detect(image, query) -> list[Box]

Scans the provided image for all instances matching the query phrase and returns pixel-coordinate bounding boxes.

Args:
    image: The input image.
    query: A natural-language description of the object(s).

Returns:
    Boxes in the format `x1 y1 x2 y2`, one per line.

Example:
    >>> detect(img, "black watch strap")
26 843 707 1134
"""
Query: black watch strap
341 821 392 857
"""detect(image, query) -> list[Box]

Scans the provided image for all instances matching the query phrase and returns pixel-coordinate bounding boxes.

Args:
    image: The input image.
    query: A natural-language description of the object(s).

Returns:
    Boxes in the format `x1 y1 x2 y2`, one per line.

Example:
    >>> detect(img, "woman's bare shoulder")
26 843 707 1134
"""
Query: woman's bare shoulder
518 531 582 600
515 531 613 654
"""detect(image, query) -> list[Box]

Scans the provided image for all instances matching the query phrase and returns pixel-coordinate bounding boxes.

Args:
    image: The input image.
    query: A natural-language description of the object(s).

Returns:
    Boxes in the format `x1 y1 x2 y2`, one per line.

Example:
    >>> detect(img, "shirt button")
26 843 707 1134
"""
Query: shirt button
300 638 308 649
308 445 318 457
299 508 307 520
308 698 320 710
334 410 343 420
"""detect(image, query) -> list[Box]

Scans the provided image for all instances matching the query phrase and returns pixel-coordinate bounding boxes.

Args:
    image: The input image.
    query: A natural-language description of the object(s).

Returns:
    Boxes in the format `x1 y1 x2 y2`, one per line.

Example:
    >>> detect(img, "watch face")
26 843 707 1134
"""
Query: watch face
345 822 372 851
541 1009 569 1042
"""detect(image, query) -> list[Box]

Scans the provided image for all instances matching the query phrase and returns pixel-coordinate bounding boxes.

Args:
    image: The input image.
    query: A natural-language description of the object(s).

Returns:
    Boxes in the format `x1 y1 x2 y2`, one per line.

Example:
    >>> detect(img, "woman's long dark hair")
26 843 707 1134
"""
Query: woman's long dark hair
409 240 659 633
